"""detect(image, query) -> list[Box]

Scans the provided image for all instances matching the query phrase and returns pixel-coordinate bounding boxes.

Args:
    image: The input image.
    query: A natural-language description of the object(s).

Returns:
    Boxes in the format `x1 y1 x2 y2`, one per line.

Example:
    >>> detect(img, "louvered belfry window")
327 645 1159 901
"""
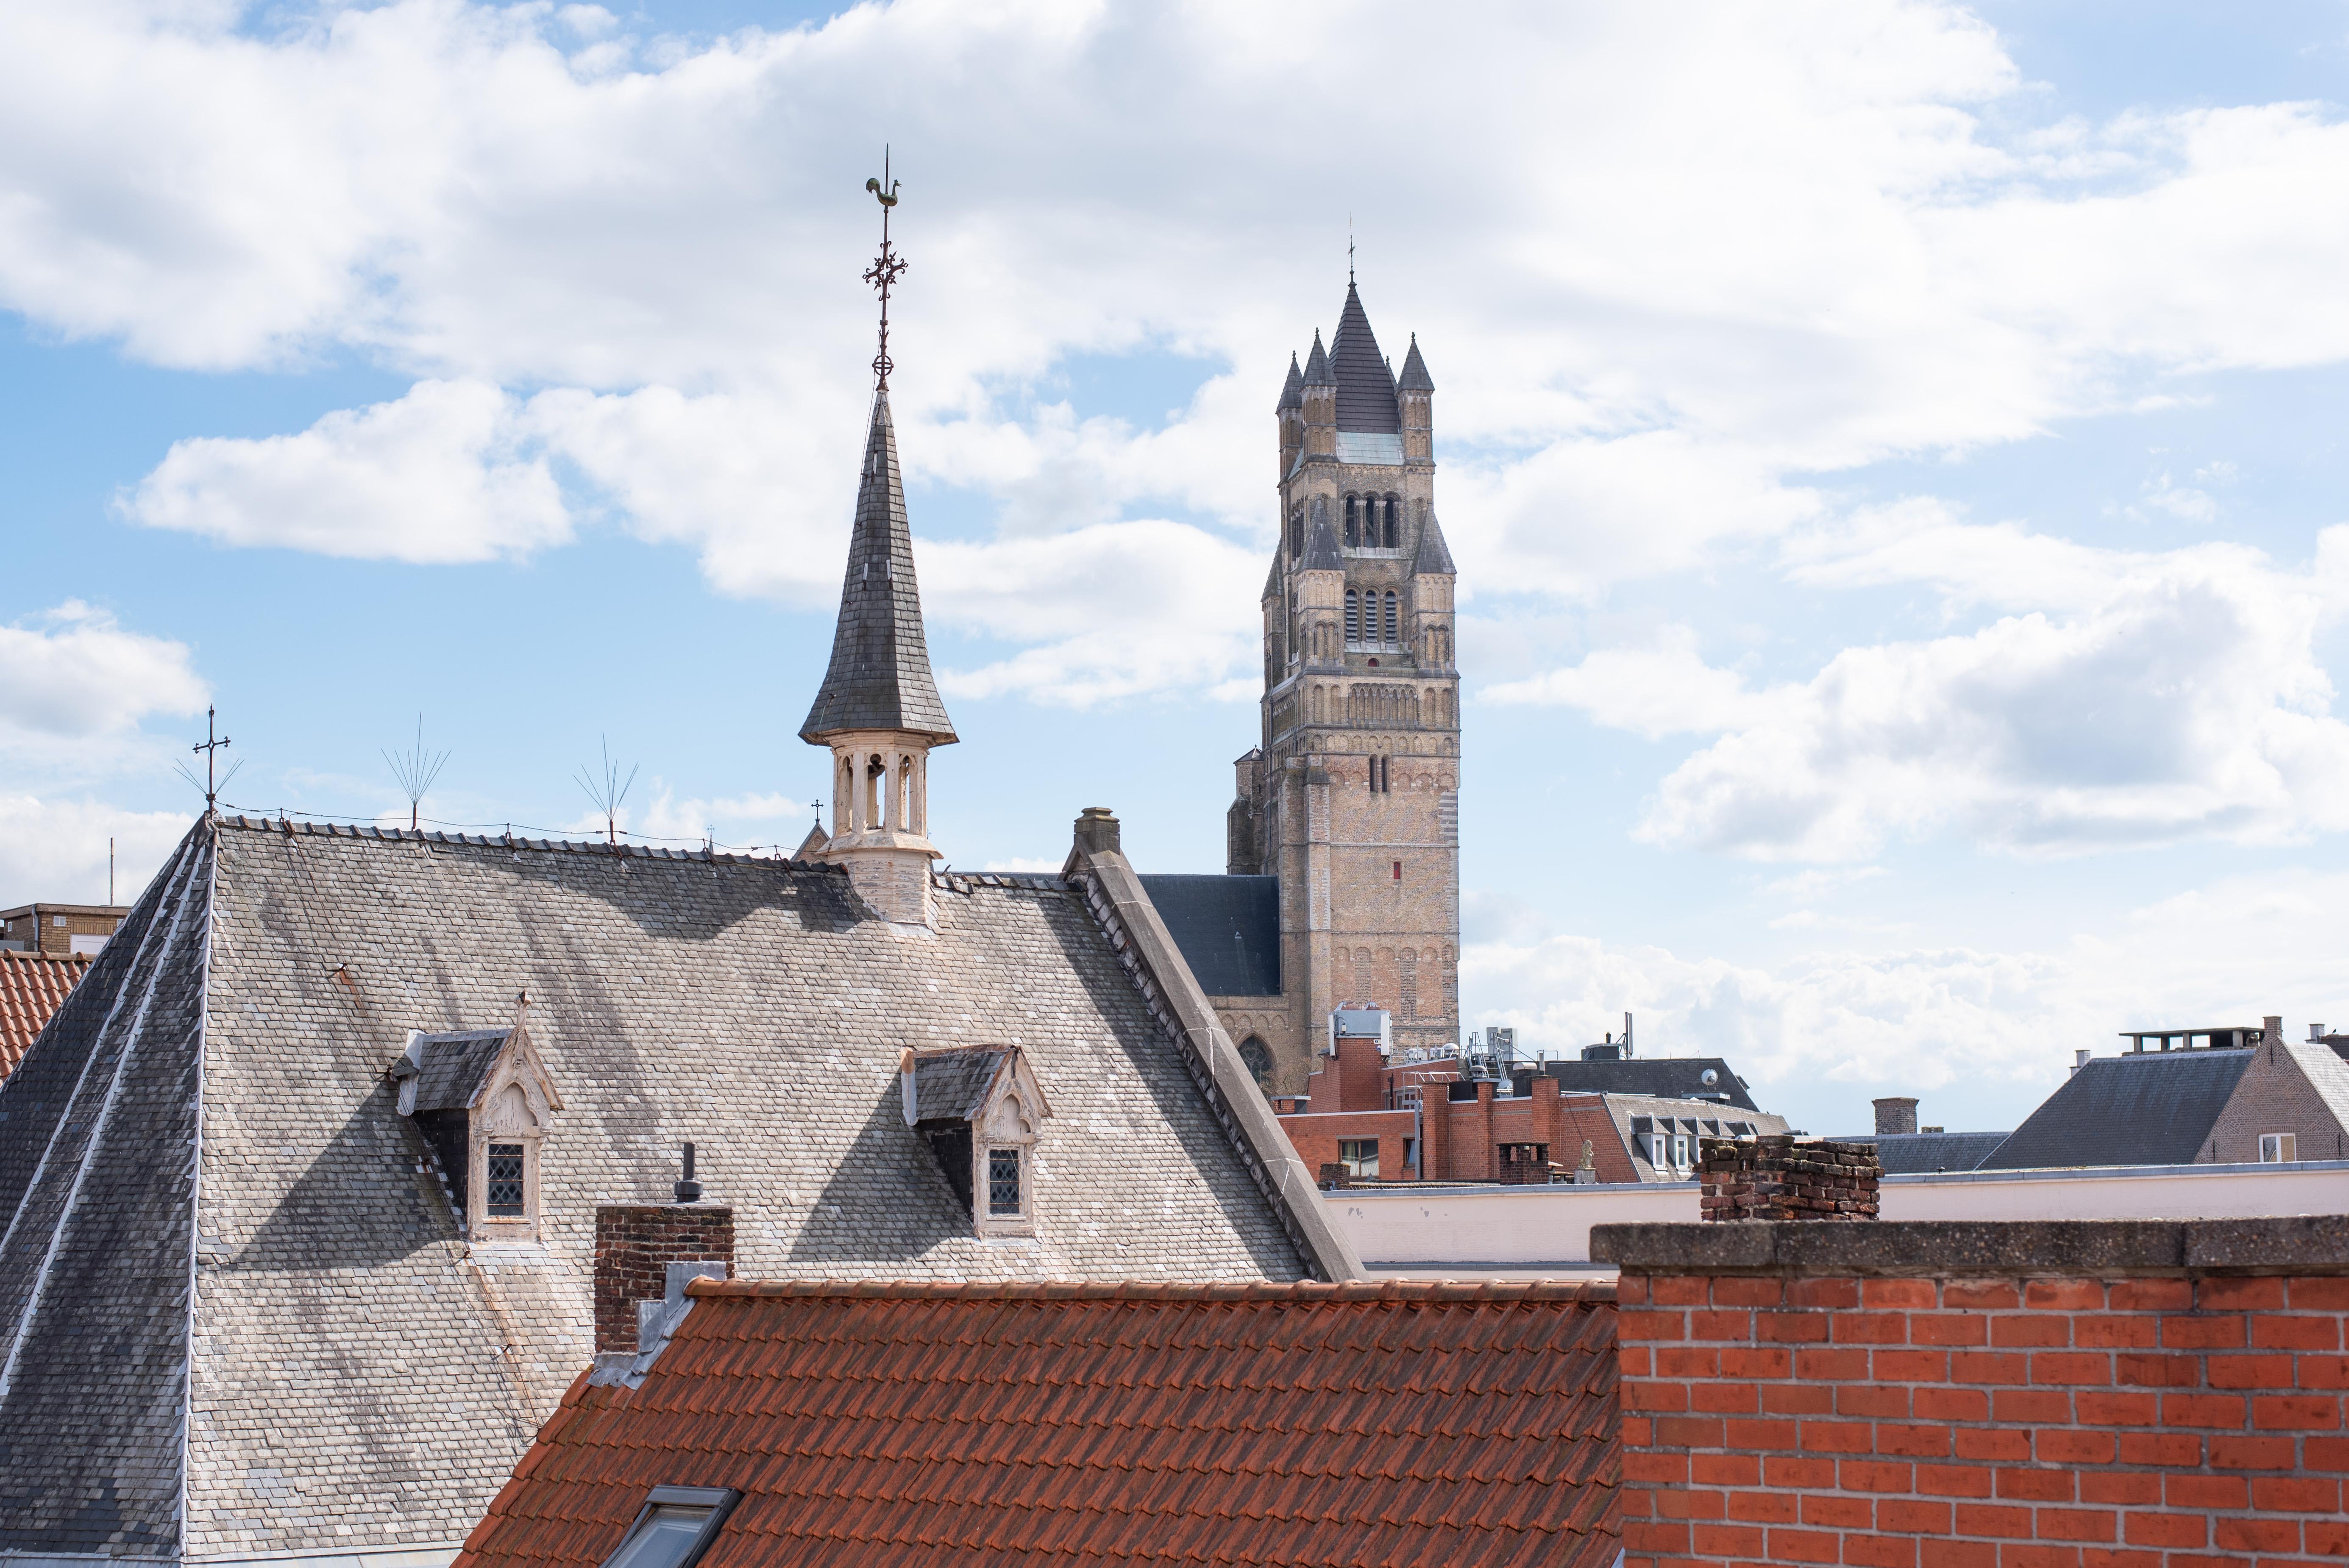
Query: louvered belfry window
1345 590 1360 642
487 1144 526 1215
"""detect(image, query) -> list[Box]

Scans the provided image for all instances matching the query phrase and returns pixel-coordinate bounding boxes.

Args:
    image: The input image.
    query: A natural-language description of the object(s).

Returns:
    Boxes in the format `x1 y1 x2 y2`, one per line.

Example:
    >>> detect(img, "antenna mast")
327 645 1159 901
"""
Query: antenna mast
177 706 241 816
863 148 907 389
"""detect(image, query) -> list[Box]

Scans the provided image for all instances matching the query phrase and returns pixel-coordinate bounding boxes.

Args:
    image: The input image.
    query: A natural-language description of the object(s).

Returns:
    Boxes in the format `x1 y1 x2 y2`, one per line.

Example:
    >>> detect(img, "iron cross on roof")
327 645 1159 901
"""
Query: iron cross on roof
863 149 907 389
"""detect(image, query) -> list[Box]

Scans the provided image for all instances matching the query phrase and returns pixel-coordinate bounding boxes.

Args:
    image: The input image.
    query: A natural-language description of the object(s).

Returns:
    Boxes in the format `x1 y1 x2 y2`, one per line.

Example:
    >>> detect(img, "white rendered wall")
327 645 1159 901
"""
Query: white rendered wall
1327 1161 2349 1271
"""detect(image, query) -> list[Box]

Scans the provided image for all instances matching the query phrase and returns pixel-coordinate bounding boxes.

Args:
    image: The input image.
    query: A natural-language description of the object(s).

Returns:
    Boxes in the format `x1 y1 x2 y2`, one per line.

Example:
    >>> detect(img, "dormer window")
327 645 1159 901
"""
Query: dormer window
900 1044 1054 1238
391 995 562 1243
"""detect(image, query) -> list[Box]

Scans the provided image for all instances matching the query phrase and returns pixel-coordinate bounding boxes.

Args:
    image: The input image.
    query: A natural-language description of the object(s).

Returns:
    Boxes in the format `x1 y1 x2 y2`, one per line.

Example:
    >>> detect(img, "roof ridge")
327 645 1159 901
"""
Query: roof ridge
213 814 838 869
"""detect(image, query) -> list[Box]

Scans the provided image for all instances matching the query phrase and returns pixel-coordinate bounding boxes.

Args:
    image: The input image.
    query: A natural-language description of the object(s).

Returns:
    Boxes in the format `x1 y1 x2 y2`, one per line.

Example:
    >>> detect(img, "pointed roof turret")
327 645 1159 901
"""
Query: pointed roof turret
1411 512 1457 576
1277 352 1304 412
1397 334 1434 392
1300 504 1344 573
799 391 957 745
1301 331 1333 387
1329 282 1400 434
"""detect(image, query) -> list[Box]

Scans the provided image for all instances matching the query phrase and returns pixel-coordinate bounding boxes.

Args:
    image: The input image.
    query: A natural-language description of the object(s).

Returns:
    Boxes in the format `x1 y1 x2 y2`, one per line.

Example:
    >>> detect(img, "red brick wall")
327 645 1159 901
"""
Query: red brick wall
1619 1269 2349 1568
1276 1110 1417 1181
593 1205 734 1354
1699 1136 1880 1221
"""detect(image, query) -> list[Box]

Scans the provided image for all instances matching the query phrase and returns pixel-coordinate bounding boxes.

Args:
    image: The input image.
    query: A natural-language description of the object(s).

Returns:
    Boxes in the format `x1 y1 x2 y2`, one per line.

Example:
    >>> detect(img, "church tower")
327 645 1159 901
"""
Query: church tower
1226 281 1461 1086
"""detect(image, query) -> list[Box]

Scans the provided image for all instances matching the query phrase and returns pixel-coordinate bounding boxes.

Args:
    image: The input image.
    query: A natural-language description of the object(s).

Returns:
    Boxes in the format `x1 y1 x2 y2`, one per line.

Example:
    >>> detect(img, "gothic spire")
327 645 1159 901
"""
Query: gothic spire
1397 334 1434 392
1277 352 1304 411
1411 511 1456 576
1301 330 1333 386
1329 281 1400 434
799 392 957 744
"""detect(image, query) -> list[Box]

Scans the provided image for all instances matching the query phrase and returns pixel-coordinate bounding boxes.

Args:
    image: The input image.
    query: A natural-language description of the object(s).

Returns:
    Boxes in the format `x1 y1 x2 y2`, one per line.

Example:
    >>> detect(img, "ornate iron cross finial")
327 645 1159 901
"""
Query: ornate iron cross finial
863 147 907 389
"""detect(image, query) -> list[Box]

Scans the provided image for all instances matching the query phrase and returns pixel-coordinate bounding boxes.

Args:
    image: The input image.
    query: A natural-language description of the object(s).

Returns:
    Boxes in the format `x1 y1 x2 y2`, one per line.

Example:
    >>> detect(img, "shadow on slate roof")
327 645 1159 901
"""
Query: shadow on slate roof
1139 874 1279 997
1981 1050 2253 1170
1841 1131 2013 1174
456 1279 1623 1568
0 813 1320 1564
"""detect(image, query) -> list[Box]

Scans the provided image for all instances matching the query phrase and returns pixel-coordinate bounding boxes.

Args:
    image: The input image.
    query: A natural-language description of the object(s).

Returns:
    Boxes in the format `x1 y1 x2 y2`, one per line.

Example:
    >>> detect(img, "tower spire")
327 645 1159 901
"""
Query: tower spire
802 165 955 927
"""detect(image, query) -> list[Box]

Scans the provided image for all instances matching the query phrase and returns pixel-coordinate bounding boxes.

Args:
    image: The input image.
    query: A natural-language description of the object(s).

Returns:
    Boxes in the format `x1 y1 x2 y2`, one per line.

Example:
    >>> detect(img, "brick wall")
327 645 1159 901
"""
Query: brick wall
1700 1136 1880 1221
593 1205 734 1355
2201 1032 2349 1165
1597 1217 2349 1568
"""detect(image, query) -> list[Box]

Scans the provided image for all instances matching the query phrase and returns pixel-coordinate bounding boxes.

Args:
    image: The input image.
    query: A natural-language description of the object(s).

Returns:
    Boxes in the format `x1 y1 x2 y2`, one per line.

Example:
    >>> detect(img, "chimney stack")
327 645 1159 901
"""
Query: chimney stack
674 1141 702 1204
2314 1024 2329 1043
1073 807 1122 858
593 1202 733 1357
2073 1049 2091 1072
2264 1015 2284 1048
1873 1097 1919 1136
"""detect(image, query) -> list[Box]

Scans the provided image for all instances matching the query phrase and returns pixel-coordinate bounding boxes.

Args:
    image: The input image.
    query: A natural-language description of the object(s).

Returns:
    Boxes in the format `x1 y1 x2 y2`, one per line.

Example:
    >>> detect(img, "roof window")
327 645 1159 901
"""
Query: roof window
601 1486 740 1568
390 993 562 1242
900 1044 1053 1238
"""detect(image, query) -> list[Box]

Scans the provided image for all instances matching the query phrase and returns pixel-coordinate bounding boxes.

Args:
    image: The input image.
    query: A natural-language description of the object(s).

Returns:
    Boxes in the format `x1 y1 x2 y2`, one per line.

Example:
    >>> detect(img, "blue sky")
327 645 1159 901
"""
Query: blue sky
6 0 2349 1137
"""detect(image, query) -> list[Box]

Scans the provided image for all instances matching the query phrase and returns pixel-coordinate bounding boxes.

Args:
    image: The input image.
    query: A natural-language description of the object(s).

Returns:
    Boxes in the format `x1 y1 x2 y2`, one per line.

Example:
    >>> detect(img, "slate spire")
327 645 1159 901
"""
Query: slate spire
1328 281 1400 434
799 392 957 745
1277 352 1304 412
1301 331 1333 386
1397 334 1434 392
1411 511 1456 576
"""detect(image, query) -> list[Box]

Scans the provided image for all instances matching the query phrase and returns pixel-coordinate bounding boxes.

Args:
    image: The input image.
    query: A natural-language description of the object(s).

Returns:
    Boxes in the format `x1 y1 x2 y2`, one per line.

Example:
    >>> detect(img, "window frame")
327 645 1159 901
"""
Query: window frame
600 1487 742 1568
1337 1138 1380 1179
2260 1132 2298 1164
987 1146 1023 1215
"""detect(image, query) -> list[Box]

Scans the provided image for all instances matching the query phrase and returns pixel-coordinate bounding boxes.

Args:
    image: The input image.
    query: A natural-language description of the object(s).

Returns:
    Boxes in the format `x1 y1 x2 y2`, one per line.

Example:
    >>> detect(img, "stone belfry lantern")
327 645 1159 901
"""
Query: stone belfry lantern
800 158 957 927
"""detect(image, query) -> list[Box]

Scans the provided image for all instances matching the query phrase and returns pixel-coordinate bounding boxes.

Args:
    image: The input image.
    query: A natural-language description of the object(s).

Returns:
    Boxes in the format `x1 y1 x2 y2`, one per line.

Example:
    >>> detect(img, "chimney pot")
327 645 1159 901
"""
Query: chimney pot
1872 1097 1919 1136
2314 1024 2329 1043
2073 1048 2090 1071
674 1141 702 1204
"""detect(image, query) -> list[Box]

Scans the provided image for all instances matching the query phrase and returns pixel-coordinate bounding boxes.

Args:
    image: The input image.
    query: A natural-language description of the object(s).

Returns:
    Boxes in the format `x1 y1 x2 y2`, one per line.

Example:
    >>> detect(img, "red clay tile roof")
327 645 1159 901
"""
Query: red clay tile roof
0 949 89 1082
458 1279 1620 1568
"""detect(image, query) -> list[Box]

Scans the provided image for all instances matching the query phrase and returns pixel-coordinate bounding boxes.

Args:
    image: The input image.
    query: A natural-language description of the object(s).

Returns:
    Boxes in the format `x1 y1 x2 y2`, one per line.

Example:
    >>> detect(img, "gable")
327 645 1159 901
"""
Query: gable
1982 1051 2253 1170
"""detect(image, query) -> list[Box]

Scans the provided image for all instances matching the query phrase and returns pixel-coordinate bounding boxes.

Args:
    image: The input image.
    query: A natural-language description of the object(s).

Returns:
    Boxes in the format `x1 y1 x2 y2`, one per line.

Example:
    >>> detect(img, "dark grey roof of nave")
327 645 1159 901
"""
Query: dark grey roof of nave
1520 1056 1762 1112
1140 875 1281 998
1981 1049 2252 1169
0 815 1308 1563
799 391 957 744
1330 283 1400 435
1842 1130 2013 1174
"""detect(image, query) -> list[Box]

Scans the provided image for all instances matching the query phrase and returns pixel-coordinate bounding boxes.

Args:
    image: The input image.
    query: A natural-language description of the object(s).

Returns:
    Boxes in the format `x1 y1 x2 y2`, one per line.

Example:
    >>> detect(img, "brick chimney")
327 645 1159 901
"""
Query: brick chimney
1699 1136 1880 1221
1873 1097 1919 1135
594 1204 734 1356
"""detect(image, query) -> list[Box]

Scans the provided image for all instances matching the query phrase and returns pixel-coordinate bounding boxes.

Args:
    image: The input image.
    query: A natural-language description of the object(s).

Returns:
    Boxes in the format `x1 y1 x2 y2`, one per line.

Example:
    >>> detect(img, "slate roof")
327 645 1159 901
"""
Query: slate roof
1300 506 1344 572
405 1028 512 1112
1138 874 1279 997
1843 1131 2013 1174
1610 1095 1789 1182
456 1279 1623 1568
0 814 1323 1563
1301 330 1332 387
907 1045 1005 1123
1412 511 1457 575
799 391 957 744
1330 282 1401 435
1980 1049 2253 1170
1397 334 1434 392
0 948 88 1081
1523 1057 1763 1113
1276 351 1303 411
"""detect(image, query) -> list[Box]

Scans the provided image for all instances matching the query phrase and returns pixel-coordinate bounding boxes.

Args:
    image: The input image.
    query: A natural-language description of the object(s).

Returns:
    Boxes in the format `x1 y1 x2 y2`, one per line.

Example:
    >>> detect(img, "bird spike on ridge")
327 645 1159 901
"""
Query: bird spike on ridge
862 147 907 389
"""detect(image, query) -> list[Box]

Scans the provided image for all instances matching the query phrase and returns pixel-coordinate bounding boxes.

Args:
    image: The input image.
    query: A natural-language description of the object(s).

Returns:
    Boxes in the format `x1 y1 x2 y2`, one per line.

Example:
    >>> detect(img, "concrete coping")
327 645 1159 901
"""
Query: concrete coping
1589 1217 2349 1277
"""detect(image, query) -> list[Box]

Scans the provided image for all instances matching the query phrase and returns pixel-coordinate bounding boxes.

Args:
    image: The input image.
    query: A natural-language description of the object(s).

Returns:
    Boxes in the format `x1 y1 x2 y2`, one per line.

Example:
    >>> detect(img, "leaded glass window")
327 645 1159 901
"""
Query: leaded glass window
987 1148 1021 1215
487 1143 526 1216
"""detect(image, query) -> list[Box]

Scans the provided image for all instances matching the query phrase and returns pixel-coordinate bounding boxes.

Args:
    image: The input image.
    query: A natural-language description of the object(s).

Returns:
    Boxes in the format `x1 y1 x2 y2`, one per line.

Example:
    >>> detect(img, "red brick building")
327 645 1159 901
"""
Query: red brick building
1275 1008 1786 1184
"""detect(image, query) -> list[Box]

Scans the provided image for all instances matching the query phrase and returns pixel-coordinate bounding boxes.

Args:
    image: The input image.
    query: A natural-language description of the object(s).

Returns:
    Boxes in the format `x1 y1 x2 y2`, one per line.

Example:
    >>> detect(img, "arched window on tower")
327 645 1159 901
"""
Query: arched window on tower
1383 496 1400 548
1289 509 1303 559
1238 1036 1275 1094
1383 591 1398 645
1343 495 1359 548
1344 589 1361 643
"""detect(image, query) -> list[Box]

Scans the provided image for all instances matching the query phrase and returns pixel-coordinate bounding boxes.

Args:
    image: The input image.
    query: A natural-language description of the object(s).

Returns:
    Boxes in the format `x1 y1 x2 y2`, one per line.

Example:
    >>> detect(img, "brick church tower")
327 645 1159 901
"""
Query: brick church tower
1216 280 1461 1090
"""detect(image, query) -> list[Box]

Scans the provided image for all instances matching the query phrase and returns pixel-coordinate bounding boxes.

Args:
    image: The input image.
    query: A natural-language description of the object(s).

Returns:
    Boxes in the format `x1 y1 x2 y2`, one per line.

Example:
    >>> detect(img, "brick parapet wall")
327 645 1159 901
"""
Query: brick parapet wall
1597 1218 2349 1568
593 1205 734 1355
1700 1136 1880 1222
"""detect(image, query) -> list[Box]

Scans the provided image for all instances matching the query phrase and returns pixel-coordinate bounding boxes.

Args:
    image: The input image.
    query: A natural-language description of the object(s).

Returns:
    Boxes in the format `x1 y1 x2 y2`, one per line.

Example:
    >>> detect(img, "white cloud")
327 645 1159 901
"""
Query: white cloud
1466 862 2349 1127
1485 625 1759 738
121 379 571 562
0 795 192 907
0 601 208 742
1638 525 2349 859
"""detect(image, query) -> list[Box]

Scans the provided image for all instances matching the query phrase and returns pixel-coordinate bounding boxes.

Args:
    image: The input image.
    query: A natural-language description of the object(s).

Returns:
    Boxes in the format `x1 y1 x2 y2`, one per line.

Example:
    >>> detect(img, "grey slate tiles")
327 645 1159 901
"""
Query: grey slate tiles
799 392 957 743
0 815 1308 1564
1330 281 1401 434
1982 1049 2253 1170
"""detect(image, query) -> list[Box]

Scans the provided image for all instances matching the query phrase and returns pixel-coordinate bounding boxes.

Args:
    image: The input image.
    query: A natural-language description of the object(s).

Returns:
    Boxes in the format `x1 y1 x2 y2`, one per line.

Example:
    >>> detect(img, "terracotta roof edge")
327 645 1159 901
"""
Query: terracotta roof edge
683 1276 1607 1301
